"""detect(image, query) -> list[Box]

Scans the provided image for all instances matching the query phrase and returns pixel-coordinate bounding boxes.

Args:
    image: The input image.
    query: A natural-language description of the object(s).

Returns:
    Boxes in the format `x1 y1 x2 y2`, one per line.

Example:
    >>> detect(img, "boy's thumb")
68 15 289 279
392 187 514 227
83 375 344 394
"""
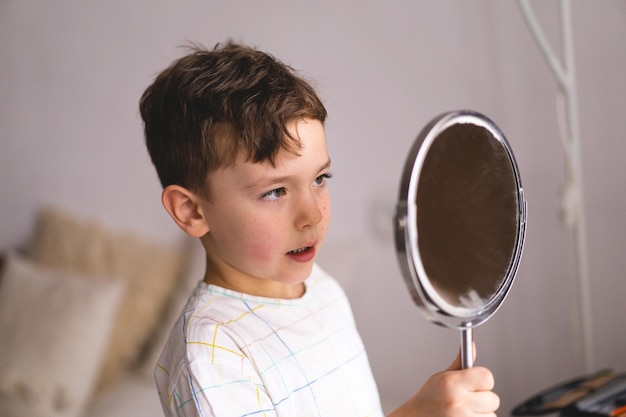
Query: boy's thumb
446 348 463 371
445 342 477 371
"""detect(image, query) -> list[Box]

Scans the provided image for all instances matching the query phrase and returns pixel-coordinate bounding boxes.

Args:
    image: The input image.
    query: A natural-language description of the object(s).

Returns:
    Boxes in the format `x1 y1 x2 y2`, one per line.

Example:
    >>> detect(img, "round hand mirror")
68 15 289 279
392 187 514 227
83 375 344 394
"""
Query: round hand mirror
394 110 527 368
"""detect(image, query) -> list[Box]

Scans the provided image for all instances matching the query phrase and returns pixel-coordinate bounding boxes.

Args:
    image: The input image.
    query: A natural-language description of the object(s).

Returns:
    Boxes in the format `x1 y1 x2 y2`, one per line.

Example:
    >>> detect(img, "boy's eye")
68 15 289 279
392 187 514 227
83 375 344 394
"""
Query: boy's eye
314 172 333 187
262 187 287 201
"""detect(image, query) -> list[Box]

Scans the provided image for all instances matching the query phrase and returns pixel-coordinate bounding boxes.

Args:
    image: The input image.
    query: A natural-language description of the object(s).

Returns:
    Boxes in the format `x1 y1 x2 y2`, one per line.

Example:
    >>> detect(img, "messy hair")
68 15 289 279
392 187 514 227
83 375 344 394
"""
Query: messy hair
139 41 327 195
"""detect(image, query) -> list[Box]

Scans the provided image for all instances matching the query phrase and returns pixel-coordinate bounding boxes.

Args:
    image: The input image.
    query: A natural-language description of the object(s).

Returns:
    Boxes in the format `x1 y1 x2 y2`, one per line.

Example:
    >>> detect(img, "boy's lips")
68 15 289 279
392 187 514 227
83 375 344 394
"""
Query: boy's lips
286 244 317 262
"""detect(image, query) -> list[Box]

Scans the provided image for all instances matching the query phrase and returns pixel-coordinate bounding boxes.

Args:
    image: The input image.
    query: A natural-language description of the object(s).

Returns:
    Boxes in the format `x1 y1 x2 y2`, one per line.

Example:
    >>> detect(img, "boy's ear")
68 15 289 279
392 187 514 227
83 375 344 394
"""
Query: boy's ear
161 185 209 238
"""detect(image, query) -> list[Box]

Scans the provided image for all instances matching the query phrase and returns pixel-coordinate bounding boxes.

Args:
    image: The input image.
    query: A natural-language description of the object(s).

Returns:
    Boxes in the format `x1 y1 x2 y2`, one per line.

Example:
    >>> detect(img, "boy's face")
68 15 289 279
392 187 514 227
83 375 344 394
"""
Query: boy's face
198 118 331 299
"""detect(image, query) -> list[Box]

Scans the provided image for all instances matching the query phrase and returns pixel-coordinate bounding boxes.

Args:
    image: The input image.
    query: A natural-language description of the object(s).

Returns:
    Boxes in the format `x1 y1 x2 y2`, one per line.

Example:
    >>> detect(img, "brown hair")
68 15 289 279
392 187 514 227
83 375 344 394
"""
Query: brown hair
139 42 327 195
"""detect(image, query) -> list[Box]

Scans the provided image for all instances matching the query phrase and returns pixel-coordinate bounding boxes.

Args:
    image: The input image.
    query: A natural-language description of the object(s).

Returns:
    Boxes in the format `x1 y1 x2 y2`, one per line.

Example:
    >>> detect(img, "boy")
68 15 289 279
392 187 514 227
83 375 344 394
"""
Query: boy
139 42 499 417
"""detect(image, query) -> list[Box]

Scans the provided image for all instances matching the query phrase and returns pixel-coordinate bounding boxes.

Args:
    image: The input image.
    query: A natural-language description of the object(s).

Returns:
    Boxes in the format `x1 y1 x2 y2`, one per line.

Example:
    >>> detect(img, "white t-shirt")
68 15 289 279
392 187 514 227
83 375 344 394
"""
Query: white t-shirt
155 264 383 417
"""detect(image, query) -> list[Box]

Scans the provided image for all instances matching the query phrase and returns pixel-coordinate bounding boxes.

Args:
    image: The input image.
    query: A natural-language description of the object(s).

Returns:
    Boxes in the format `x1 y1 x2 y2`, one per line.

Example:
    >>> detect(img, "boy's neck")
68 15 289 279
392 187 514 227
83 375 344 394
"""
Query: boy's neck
202 262 306 300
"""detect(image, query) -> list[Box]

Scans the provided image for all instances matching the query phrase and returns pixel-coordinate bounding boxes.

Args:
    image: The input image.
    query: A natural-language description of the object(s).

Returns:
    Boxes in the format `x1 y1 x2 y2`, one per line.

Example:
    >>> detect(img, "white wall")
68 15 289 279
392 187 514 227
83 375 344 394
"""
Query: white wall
2 1 625 414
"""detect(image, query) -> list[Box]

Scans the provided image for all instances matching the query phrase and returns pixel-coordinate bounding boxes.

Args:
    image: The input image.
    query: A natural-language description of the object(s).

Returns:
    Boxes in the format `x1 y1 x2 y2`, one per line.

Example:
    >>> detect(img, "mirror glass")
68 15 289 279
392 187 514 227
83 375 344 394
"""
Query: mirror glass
394 110 527 367
417 122 517 309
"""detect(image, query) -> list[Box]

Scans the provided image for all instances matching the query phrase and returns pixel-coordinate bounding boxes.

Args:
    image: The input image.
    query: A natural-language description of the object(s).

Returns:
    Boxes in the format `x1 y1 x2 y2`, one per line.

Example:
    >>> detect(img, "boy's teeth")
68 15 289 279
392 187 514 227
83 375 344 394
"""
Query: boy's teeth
291 247 308 254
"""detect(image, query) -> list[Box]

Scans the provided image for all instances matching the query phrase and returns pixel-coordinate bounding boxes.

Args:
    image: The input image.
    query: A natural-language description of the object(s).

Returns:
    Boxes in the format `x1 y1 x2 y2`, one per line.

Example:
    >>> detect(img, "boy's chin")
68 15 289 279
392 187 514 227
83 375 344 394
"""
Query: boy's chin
284 264 314 282
277 263 315 285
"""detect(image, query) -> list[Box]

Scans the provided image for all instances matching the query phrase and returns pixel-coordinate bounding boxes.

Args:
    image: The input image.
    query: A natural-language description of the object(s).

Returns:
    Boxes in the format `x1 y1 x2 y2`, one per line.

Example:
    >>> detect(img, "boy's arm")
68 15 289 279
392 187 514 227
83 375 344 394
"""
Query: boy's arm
154 321 278 417
157 360 278 417
387 347 500 417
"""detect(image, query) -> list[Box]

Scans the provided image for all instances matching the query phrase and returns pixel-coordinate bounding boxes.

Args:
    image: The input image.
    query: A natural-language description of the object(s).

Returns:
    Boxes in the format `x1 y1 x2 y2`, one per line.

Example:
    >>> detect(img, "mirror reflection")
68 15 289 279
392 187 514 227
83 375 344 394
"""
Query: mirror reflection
416 122 519 309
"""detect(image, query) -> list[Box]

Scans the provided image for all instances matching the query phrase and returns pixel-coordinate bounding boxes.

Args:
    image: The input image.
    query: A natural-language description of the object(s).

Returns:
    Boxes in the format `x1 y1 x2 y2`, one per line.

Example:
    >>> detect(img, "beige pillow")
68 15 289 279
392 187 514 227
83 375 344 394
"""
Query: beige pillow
137 239 205 377
26 206 186 389
0 252 124 417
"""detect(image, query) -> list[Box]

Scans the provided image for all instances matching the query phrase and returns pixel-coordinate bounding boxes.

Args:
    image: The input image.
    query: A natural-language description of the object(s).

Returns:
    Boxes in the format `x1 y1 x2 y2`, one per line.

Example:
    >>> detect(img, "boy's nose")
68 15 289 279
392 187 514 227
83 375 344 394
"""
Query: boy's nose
296 192 323 229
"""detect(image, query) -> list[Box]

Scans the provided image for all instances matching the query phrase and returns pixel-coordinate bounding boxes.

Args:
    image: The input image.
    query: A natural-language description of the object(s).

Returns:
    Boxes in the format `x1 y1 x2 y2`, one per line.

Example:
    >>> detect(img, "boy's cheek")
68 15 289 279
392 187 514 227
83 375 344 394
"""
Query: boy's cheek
247 241 276 263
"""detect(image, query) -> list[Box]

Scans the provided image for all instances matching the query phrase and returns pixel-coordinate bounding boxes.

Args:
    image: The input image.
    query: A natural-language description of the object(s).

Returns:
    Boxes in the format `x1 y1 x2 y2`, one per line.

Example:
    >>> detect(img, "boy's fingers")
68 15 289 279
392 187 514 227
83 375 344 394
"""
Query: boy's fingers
463 365 496 391
446 348 463 371
468 390 501 414
445 341 478 371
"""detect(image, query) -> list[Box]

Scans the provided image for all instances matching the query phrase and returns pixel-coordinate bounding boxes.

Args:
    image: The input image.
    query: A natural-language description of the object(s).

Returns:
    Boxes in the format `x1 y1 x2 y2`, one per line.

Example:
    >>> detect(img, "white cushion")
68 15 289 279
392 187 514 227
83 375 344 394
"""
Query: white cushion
0 252 124 417
26 206 186 390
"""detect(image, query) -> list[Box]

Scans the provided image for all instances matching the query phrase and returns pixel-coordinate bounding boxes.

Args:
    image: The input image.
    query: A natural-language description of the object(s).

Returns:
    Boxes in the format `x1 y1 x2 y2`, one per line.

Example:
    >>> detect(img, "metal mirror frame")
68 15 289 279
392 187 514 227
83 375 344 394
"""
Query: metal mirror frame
394 110 527 368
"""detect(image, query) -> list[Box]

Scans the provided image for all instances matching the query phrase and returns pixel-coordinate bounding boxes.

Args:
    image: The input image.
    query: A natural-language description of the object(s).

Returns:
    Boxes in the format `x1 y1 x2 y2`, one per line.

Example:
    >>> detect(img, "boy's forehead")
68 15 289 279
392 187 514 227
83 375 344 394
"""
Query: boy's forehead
211 121 329 183
233 146 326 178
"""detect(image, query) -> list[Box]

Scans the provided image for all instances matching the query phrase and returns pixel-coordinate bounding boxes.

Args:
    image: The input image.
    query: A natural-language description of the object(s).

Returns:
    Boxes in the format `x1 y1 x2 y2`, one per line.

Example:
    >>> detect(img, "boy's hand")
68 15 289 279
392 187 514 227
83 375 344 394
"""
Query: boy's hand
389 346 500 417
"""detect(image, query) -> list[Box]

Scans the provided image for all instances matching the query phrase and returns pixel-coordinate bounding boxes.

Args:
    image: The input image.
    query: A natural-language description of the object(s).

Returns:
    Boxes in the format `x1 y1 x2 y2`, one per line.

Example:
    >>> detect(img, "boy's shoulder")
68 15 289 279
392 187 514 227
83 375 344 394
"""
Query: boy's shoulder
180 265 348 331
157 264 353 367
171 264 347 333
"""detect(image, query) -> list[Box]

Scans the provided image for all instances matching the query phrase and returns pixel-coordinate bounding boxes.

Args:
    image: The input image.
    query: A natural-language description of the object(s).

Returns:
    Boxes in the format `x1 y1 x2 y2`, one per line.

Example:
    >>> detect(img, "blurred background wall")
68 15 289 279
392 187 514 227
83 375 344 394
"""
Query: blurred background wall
1 1 625 414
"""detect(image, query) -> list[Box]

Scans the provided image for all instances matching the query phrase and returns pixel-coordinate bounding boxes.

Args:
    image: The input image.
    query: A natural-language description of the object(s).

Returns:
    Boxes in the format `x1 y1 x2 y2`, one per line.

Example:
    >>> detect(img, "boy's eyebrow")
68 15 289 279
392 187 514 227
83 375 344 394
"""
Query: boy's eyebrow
246 158 332 190
317 158 332 173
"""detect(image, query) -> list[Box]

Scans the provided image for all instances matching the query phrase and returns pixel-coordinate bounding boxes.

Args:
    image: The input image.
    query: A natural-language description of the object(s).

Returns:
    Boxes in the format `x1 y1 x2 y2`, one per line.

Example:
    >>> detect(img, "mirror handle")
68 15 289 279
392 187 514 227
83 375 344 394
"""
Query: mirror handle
461 326 473 369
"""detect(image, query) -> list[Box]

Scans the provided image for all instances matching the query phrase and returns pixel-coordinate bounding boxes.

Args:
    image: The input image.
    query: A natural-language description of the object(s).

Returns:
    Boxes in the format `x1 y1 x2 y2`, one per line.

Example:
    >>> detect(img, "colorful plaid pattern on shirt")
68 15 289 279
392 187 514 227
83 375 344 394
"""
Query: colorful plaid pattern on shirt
154 265 383 417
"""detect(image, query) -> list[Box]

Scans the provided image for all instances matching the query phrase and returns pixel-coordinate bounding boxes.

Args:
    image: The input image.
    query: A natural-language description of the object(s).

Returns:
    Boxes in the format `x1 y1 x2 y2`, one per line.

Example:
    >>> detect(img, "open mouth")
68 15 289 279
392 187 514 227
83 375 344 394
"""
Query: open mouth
289 246 311 254
287 245 316 262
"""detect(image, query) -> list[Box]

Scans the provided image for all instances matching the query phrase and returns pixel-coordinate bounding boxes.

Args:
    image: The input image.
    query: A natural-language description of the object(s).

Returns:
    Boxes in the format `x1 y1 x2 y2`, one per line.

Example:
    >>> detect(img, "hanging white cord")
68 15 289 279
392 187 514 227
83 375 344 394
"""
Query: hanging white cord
516 0 594 373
